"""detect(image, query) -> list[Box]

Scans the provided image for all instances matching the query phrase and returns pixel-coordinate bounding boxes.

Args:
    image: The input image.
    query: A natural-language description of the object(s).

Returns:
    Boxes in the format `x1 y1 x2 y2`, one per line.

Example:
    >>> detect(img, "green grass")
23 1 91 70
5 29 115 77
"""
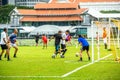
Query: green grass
0 43 120 80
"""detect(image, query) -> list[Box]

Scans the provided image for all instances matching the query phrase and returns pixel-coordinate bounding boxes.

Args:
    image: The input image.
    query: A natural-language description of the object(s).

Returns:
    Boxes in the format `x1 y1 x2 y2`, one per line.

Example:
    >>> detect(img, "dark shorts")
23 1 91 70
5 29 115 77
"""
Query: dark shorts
61 44 66 49
55 44 60 52
35 40 39 44
81 46 89 52
1 44 8 50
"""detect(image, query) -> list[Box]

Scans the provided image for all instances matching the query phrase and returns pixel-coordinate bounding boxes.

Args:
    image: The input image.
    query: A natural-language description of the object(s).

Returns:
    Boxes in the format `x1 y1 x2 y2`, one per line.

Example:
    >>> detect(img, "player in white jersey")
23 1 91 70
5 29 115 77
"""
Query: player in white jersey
0 28 10 61
60 30 69 58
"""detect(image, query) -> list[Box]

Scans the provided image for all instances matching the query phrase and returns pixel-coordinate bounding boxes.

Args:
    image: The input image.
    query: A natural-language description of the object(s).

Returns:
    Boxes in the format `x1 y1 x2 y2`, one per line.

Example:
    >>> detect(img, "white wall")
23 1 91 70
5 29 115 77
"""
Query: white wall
8 0 15 5
80 2 120 11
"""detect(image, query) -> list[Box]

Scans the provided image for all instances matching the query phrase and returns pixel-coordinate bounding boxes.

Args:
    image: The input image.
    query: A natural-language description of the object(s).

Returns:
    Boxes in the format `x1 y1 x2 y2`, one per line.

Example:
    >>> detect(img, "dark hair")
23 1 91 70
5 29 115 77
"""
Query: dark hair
66 30 70 33
42 34 45 36
58 30 62 33
3 28 7 31
78 35 83 38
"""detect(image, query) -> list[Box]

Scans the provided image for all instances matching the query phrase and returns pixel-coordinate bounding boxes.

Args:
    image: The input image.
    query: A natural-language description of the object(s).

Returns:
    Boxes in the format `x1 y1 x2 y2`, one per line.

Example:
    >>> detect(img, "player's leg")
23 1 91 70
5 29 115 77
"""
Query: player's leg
4 43 11 58
36 40 38 46
104 38 107 49
2 44 10 61
61 44 67 56
79 47 84 61
86 46 90 61
6 48 10 61
13 44 18 58
79 50 83 61
43 43 45 49
60 44 64 58
0 49 5 60
45 41 47 49
43 41 47 49
4 53 6 58
45 43 47 49
105 43 107 49
52 44 59 58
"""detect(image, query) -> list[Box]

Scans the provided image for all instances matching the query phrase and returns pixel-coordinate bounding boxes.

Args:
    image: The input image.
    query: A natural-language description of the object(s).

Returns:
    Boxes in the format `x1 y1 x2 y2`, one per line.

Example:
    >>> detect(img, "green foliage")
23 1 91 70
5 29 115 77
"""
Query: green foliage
100 10 120 13
0 5 33 24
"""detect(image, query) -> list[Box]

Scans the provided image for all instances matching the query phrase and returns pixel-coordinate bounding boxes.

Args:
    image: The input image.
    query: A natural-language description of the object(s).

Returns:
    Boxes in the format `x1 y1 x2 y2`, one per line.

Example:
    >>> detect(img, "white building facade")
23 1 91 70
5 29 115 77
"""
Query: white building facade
8 0 15 5
80 2 120 11
79 1 120 38
15 0 50 7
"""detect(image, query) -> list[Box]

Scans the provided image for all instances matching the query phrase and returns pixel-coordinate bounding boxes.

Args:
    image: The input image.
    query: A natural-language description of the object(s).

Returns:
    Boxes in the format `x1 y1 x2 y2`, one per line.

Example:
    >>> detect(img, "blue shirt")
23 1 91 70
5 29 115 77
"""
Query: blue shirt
9 33 17 43
78 37 89 47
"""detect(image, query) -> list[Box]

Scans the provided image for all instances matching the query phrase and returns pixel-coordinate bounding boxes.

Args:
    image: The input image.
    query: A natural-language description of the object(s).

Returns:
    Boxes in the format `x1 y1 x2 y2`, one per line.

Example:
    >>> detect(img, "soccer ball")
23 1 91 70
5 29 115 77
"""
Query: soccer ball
75 53 79 57
60 55 65 58
52 54 56 58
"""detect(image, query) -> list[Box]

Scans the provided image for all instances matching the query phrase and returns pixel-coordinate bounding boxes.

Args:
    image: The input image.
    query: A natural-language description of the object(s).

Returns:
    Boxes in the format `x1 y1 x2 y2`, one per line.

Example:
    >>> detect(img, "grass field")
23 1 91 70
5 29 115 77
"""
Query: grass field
0 42 120 80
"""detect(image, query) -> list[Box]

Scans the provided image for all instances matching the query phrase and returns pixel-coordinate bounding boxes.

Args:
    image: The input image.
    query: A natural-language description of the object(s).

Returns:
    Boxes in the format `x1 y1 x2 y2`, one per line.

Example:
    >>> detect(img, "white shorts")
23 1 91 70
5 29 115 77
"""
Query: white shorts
10 43 17 47
103 37 107 44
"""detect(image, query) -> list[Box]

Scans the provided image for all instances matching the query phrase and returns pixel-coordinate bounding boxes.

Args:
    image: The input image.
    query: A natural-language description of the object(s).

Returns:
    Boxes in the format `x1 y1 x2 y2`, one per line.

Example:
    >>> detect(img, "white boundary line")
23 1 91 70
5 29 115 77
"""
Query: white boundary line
61 54 112 77
0 76 61 78
0 54 112 78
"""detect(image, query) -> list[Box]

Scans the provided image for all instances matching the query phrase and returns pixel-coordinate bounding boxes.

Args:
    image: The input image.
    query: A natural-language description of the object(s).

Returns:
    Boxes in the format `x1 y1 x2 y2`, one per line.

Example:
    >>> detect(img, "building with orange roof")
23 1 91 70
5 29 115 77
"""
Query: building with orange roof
9 2 88 27
9 0 120 37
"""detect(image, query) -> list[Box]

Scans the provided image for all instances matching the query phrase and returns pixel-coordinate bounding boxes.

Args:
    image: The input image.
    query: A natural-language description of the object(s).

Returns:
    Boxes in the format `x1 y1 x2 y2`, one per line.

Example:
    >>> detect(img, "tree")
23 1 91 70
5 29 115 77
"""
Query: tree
100 10 120 14
0 5 33 24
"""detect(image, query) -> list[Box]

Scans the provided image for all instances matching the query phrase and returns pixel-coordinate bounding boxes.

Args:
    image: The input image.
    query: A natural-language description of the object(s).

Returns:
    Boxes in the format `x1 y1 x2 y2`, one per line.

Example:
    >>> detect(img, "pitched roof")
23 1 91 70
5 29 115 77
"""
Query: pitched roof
50 0 120 3
18 8 88 16
20 16 83 22
34 3 78 9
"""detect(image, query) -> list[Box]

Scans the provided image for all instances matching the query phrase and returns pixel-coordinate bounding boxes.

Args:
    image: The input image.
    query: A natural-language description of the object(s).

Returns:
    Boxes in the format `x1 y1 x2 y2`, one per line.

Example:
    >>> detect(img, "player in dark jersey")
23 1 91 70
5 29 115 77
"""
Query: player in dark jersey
51 31 62 58
35 33 39 46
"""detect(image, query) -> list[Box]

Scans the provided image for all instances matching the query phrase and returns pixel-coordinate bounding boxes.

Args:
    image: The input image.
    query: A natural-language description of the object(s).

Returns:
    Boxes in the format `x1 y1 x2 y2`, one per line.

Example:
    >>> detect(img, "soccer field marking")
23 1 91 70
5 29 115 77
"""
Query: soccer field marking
0 54 112 78
61 54 112 78
0 76 61 78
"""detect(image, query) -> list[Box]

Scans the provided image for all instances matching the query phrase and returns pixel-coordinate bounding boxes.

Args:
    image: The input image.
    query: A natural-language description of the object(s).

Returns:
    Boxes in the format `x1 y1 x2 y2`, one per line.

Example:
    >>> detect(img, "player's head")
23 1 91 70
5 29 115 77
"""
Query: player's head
78 35 83 38
96 32 98 34
42 34 45 36
58 30 62 34
103 27 106 31
37 33 39 35
3 28 7 32
65 30 70 35
14 28 18 34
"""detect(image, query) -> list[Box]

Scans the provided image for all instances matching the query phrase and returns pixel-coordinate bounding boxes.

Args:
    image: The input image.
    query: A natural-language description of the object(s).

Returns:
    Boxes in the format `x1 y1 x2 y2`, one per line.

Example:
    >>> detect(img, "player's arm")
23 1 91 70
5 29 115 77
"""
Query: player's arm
78 39 82 46
3 38 7 44
62 35 66 40
49 36 54 41
79 42 82 46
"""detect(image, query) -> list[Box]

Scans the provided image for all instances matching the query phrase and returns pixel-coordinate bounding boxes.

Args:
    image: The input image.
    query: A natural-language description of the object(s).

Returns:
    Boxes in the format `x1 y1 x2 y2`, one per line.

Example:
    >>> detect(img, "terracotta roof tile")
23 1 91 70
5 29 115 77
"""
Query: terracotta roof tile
20 16 83 22
69 0 75 3
34 3 78 9
18 8 88 16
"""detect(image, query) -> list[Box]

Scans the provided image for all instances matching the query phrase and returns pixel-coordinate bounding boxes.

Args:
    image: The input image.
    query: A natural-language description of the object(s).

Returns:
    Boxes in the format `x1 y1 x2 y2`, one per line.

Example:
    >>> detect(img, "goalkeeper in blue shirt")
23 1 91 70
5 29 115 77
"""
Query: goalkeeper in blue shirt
78 35 90 61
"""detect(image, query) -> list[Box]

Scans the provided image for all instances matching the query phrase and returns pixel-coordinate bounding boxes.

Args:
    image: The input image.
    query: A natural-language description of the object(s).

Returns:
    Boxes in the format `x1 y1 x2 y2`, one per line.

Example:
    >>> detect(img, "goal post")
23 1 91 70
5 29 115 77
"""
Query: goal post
91 20 119 62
